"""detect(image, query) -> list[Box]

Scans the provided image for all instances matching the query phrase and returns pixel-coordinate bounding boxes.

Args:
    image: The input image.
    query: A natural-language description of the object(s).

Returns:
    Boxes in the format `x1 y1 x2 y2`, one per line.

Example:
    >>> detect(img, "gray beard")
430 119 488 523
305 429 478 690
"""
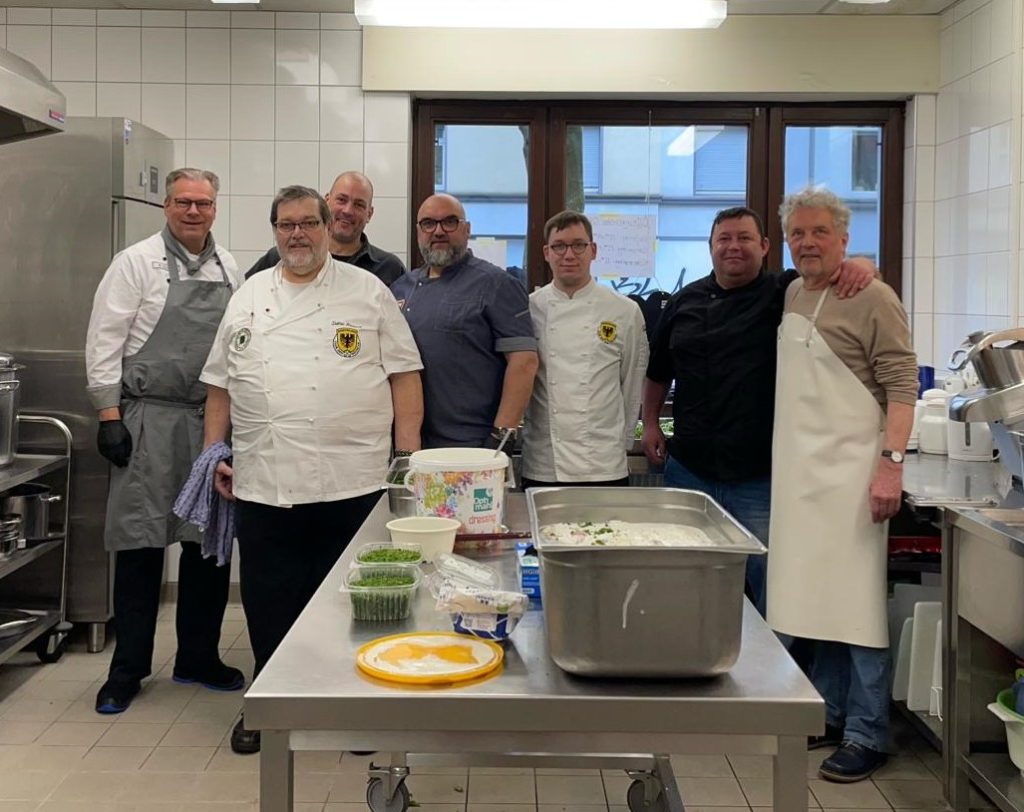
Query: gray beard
283 247 325 276
420 243 466 268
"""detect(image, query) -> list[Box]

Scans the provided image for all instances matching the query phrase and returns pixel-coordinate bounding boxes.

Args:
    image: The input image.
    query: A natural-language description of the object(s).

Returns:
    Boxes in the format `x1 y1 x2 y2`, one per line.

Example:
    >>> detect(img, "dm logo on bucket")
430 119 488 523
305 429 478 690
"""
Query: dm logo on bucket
473 488 494 512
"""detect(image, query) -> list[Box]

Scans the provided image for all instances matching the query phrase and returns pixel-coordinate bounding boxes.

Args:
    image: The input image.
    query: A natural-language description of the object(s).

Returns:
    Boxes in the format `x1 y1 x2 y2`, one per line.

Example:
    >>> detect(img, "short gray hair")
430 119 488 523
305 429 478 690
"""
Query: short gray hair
270 185 331 226
165 167 220 200
779 186 851 235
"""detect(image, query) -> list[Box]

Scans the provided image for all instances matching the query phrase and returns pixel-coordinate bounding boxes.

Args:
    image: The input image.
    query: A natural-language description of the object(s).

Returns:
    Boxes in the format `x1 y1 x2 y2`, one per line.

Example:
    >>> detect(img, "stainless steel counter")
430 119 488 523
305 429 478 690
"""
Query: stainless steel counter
245 494 824 812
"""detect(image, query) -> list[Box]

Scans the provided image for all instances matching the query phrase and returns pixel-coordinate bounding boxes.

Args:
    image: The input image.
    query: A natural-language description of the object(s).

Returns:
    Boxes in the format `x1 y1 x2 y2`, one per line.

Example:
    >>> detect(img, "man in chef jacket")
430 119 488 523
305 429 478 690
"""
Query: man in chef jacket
769 187 917 782
520 210 647 487
85 168 243 715
201 185 424 754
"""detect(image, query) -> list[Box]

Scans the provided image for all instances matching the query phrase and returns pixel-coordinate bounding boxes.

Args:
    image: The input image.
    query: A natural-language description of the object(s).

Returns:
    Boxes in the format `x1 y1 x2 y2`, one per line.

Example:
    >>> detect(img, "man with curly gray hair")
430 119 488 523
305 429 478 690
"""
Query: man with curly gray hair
768 186 917 782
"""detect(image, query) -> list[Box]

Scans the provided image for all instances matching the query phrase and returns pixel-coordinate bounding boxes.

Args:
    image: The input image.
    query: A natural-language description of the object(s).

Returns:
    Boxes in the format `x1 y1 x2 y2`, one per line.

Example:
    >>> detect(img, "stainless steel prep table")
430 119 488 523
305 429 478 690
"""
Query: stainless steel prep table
901 453 1008 510
245 494 824 812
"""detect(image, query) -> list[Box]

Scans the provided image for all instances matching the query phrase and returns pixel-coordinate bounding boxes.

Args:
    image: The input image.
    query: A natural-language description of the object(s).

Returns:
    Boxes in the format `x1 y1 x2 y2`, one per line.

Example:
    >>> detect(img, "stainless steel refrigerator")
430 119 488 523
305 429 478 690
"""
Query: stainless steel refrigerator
0 117 173 649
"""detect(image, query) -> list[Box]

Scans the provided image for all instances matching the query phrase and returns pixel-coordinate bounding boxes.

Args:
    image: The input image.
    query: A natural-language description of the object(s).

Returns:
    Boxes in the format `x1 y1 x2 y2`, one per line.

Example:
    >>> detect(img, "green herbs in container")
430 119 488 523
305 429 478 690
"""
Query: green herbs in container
355 542 423 567
345 565 421 621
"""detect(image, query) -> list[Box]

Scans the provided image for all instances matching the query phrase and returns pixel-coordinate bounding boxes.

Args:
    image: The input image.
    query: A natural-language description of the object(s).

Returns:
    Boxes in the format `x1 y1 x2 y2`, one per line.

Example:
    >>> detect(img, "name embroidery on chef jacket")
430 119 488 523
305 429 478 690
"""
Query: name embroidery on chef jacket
598 321 618 343
333 325 361 358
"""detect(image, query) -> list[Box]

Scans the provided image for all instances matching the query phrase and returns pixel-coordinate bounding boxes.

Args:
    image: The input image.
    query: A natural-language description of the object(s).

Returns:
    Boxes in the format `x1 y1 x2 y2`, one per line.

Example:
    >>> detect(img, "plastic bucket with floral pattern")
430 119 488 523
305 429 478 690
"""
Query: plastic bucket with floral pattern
404 448 510 534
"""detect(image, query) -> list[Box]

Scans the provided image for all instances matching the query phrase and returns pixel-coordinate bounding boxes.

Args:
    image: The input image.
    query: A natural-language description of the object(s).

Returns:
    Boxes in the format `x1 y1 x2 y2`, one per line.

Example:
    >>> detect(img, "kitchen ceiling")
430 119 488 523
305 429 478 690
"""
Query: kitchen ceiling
0 0 958 13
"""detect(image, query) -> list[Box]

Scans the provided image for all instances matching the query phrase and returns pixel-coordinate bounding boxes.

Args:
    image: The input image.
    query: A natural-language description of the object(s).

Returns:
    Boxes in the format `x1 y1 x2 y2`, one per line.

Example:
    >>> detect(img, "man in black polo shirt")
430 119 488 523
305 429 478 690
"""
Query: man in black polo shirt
642 206 873 616
245 171 405 284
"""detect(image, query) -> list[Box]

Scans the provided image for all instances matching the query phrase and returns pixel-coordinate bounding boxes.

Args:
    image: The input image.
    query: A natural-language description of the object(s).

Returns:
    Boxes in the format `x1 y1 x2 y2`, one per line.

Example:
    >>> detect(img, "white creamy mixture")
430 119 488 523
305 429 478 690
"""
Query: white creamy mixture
539 520 716 547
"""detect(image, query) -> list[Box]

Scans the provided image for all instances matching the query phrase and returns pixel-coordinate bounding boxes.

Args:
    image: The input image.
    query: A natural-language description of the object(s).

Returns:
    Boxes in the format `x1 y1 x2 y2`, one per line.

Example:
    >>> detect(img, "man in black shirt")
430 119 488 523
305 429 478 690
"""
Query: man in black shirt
642 206 872 616
245 171 405 284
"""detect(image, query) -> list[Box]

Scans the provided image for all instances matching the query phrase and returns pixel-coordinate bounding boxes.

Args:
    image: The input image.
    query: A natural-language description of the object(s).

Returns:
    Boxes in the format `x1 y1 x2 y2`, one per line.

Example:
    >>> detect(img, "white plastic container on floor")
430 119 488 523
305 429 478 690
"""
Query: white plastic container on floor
907 601 942 711
892 616 913 702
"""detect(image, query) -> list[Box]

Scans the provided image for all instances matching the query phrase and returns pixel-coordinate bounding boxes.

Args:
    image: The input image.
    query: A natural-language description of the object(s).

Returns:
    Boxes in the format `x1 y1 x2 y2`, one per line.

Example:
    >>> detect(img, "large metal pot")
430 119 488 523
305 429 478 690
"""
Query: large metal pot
0 380 20 468
2 483 60 540
950 328 1024 389
0 513 21 557
0 351 25 384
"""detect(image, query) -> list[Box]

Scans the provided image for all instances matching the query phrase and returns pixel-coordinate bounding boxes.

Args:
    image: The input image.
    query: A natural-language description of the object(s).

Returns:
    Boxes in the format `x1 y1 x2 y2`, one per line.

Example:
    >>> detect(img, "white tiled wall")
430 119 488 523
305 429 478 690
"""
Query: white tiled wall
910 0 1021 368
1 7 413 274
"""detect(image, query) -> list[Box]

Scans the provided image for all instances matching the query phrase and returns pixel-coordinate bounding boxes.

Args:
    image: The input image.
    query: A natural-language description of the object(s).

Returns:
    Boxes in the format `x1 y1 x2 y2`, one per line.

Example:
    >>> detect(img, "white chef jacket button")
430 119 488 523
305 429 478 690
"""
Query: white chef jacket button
312 385 317 390
308 417 314 423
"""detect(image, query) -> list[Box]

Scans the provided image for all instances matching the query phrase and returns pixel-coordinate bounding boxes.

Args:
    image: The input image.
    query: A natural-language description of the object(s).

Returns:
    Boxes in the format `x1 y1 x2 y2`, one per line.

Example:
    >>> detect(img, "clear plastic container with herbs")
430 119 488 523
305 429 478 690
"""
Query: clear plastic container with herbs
343 565 421 622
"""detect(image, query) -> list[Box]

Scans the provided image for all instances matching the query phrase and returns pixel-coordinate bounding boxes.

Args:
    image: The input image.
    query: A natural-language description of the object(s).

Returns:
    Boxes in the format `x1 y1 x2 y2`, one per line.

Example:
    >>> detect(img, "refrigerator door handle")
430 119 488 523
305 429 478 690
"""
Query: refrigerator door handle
111 199 121 258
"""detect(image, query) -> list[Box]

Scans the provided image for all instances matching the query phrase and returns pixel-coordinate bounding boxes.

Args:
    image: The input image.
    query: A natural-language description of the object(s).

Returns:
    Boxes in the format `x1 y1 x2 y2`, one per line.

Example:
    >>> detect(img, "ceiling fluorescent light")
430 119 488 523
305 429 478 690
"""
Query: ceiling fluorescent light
355 0 727 29
211 0 259 4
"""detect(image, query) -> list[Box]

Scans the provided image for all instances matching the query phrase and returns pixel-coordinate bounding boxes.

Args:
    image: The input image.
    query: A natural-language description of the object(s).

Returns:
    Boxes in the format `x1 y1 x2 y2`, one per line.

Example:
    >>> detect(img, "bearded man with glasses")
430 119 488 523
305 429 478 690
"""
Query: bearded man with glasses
392 193 538 449
86 168 242 716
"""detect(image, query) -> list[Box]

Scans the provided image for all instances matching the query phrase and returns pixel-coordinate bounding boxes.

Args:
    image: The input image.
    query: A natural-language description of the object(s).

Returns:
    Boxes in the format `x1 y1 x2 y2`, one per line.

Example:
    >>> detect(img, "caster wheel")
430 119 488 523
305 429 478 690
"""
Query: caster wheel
626 778 667 812
366 776 410 812
36 633 68 664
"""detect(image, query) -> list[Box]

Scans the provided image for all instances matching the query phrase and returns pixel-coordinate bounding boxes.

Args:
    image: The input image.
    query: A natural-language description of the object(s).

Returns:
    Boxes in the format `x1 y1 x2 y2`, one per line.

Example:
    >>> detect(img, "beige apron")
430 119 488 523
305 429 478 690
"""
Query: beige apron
767 285 889 649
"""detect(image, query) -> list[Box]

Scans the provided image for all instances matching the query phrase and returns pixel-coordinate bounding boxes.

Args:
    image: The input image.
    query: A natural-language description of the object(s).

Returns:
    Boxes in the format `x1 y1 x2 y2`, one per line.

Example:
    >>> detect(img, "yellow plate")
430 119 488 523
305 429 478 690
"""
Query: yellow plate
356 631 504 685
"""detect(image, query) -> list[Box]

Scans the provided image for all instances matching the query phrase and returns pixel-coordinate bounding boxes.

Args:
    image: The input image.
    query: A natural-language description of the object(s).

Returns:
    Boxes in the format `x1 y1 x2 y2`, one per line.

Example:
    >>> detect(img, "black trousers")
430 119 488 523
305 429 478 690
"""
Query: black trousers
108 540 230 688
237 492 380 679
520 476 630 489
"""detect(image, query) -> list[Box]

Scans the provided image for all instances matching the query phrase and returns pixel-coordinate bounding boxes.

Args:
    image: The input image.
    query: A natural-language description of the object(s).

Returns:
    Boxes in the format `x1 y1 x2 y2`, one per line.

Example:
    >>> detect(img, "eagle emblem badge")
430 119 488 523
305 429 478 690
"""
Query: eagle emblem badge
333 326 361 358
598 321 617 343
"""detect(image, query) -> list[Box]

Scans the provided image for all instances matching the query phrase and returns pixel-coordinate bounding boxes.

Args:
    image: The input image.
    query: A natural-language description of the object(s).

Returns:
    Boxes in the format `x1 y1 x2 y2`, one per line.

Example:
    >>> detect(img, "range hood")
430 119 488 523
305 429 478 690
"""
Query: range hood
0 48 65 144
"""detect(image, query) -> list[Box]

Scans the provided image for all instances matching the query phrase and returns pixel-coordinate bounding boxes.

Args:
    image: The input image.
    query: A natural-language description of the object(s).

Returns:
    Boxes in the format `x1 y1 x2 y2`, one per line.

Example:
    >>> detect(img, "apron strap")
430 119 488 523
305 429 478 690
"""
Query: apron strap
804 286 830 346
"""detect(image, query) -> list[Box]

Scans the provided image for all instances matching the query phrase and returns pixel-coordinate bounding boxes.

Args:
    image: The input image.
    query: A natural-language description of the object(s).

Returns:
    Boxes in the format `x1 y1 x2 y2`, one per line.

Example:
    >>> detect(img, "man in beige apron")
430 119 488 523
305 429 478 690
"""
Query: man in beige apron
767 188 917 782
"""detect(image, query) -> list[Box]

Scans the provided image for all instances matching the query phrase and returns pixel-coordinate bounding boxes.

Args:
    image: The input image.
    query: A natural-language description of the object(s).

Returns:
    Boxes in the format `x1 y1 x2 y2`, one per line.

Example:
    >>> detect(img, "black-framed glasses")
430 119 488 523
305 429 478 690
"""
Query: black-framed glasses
171 198 215 212
547 240 591 256
417 216 465 233
273 219 323 234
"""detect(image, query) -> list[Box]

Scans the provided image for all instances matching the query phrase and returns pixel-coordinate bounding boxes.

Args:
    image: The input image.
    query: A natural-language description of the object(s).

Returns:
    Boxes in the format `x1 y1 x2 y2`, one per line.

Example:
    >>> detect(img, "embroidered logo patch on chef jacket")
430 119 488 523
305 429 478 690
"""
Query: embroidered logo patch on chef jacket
232 327 252 352
598 321 618 343
333 326 361 358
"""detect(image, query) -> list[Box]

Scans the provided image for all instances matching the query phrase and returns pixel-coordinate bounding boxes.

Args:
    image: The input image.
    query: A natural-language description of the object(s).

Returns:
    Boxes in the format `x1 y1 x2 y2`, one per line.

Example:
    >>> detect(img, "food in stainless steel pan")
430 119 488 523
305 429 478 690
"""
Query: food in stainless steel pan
539 520 714 547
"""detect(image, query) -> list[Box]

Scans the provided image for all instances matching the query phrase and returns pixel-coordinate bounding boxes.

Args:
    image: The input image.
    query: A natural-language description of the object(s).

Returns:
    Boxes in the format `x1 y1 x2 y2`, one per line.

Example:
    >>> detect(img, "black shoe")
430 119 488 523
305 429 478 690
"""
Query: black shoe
230 717 261 755
173 662 245 692
819 741 888 782
808 723 844 750
95 680 140 715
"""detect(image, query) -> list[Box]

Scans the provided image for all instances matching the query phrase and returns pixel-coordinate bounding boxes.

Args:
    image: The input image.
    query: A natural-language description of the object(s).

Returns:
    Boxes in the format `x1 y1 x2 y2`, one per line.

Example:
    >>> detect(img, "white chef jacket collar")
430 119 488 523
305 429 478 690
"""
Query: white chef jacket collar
272 257 331 290
551 276 596 300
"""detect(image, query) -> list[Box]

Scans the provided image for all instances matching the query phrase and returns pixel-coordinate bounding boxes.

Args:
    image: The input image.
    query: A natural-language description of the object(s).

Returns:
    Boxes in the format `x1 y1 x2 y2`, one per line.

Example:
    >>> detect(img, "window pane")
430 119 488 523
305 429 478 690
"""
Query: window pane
565 124 748 296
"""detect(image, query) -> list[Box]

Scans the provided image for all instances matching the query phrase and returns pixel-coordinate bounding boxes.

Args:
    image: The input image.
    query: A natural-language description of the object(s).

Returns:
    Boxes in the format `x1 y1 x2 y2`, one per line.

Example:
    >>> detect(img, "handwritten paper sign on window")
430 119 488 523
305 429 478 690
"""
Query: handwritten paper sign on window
591 214 657 278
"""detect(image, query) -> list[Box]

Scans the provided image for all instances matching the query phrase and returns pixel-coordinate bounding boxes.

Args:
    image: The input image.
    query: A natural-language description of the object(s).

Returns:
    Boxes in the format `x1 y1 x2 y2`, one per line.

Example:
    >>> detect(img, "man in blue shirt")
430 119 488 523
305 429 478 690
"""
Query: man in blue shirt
392 194 538 448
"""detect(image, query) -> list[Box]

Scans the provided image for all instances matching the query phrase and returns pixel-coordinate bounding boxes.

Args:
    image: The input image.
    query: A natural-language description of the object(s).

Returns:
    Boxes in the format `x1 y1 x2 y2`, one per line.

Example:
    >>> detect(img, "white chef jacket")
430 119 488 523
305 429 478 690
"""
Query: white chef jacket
521 280 648 481
200 258 423 507
85 232 241 410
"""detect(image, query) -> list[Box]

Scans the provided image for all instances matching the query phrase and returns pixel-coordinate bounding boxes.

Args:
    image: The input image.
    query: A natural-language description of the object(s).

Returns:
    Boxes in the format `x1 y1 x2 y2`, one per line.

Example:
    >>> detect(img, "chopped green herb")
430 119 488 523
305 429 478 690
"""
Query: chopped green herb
351 573 415 587
357 548 421 564
349 569 417 621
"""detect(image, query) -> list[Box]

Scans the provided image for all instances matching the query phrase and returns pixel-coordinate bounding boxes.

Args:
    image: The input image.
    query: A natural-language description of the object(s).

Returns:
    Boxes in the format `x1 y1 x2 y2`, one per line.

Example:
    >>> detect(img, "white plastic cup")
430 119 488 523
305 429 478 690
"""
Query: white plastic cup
385 516 461 563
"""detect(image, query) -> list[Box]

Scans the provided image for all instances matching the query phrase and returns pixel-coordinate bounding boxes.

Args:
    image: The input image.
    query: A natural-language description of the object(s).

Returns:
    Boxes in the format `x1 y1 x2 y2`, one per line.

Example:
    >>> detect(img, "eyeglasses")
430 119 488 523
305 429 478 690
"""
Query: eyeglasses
171 198 215 212
274 219 323 234
547 241 591 256
417 216 466 233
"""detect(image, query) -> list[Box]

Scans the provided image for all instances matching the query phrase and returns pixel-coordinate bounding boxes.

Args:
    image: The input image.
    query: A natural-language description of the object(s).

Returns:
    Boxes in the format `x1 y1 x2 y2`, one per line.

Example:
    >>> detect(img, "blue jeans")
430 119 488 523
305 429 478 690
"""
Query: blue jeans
663 457 770 616
809 640 891 752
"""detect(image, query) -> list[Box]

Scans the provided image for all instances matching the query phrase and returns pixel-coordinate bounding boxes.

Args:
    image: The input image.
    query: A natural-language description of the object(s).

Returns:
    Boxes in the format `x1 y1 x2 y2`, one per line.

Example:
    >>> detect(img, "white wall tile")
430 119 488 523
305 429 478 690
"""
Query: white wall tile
319 142 365 191
97 10 141 27
940 27 954 87
54 82 96 117
231 141 276 196
320 30 361 86
97 27 141 83
232 11 275 29
141 28 186 84
936 81 961 144
211 196 230 252
952 19 972 81
276 30 320 85
914 200 934 259
276 12 319 29
933 255 955 312
934 198 953 257
142 10 185 28
903 200 914 259
967 129 989 193
187 29 230 85
231 85 276 140
186 140 232 195
989 121 1011 188
987 252 1010 316
8 26 51 79
52 27 96 82
967 190 988 253
171 137 187 170
991 0 1013 59
912 313 934 366
53 9 96 26
321 13 359 30
186 11 230 28
904 147 916 204
966 253 986 314
8 8 50 25
96 82 141 120
367 196 409 254
229 195 275 250
989 55 1013 125
141 83 187 139
916 145 935 203
956 133 971 193
967 66 989 134
914 257 934 315
231 250 264 272
186 85 231 139
232 29 275 85
276 86 320 141
320 86 363 142
952 194 970 254
0 25 5 48
988 185 1010 250
935 141 957 200
0 10 7 24
364 142 409 199
970 4 991 72
275 141 320 191
364 93 411 142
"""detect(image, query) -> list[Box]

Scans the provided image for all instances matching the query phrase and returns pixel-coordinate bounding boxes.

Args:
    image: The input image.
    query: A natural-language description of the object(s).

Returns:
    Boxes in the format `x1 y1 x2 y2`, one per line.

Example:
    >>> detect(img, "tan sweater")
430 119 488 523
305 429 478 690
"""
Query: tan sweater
785 278 919 408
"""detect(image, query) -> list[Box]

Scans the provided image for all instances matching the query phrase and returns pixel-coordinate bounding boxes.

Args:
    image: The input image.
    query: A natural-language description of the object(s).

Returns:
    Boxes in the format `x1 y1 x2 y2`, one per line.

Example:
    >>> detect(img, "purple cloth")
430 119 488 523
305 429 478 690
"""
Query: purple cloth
173 441 235 566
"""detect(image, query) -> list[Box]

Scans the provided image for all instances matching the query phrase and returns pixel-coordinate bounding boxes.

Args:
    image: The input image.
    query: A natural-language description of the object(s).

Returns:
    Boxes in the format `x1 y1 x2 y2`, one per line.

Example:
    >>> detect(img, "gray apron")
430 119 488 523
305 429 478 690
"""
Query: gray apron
103 249 232 551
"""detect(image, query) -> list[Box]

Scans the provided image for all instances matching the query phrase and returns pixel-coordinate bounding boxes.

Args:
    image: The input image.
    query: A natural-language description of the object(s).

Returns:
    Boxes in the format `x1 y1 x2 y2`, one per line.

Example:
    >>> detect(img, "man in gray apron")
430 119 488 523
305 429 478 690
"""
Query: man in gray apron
85 168 243 714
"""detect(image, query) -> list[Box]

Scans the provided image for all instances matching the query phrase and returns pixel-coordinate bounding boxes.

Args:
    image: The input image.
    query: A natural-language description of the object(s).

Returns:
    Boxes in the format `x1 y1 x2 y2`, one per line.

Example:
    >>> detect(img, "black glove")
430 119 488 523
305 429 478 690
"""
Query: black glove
97 420 133 468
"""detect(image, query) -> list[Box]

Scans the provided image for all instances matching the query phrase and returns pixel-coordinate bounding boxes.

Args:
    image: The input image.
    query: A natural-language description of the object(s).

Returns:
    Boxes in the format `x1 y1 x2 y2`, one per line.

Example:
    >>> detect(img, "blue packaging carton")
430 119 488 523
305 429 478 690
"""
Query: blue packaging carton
516 541 541 603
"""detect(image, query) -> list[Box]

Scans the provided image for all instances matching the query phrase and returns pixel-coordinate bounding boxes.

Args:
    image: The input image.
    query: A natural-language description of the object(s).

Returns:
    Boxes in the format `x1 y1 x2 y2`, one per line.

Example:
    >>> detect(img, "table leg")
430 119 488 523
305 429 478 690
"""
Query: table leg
773 735 807 812
260 730 294 812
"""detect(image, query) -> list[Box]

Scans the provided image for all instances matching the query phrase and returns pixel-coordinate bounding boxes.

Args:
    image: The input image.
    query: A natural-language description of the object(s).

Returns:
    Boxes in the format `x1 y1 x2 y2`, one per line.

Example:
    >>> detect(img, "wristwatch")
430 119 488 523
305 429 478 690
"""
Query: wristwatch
881 450 905 464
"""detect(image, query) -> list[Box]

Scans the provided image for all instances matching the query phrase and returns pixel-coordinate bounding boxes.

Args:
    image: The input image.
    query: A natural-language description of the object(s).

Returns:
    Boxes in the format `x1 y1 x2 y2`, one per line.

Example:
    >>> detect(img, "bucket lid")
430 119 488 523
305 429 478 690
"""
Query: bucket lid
409 448 509 472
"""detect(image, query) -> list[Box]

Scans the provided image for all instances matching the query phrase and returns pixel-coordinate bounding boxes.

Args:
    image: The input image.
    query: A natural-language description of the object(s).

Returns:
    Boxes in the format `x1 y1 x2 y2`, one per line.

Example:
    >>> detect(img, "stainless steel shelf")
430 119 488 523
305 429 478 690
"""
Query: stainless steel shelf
0 609 59 667
0 539 64 581
0 454 67 494
963 753 1024 812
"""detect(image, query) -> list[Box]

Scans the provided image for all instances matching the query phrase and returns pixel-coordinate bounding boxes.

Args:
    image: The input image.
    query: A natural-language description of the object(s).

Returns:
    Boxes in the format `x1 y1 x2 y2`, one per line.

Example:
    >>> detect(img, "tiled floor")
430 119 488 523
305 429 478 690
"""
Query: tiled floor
0 602 954 812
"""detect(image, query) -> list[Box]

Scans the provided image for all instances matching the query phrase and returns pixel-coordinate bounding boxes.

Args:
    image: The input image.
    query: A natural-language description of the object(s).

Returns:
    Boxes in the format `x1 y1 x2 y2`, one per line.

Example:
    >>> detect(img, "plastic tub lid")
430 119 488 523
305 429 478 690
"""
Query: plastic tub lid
408 448 509 472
